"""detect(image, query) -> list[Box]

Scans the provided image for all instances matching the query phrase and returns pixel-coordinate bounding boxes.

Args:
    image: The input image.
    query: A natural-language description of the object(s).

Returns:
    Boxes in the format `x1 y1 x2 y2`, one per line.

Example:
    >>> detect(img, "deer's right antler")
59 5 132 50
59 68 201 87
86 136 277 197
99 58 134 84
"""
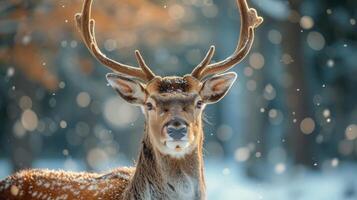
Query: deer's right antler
75 0 156 82
191 0 263 80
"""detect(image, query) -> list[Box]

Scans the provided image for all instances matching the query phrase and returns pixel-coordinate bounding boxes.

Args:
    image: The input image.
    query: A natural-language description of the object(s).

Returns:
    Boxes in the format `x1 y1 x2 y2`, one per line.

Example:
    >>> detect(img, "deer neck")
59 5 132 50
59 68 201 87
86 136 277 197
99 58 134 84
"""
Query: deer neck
123 124 206 200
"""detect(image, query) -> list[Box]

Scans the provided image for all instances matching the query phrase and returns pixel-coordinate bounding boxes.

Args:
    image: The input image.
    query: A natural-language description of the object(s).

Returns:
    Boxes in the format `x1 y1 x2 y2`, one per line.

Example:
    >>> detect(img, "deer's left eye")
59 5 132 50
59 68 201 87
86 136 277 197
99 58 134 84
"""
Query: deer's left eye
196 100 203 109
146 102 153 111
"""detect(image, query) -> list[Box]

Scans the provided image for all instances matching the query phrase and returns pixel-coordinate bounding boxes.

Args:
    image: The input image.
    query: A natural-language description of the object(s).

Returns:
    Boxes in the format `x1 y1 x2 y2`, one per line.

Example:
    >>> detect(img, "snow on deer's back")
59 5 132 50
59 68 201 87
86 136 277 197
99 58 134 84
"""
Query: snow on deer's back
0 167 134 199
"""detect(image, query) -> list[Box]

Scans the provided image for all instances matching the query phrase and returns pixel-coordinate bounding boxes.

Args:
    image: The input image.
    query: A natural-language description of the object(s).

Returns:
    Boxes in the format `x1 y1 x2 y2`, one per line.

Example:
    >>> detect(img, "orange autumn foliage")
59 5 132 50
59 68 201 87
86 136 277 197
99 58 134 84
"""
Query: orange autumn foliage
1 0 179 90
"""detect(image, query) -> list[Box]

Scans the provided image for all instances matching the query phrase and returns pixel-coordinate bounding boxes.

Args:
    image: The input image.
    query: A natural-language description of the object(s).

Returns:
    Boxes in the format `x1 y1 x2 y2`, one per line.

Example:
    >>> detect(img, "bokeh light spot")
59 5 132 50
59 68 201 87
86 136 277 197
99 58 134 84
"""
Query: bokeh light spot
268 29 282 44
300 16 314 29
235 147 250 162
103 97 139 128
345 124 357 140
300 117 315 135
21 109 38 131
307 31 325 51
76 92 91 108
275 163 286 174
249 52 265 69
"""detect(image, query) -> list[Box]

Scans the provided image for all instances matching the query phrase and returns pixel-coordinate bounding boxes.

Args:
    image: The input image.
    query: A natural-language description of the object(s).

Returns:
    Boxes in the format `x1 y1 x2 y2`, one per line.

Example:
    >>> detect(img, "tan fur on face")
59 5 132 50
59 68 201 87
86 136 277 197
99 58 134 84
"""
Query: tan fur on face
144 76 204 158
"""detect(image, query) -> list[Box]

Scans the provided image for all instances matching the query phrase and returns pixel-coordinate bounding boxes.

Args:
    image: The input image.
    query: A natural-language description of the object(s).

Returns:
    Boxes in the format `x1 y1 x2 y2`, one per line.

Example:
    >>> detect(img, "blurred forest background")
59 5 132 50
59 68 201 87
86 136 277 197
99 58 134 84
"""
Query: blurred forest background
0 0 357 199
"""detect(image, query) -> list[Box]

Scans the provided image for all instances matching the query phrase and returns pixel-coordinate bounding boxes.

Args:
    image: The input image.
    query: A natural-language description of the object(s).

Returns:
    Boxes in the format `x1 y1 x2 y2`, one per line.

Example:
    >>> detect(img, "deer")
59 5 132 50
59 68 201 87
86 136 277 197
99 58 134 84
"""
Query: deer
0 0 262 199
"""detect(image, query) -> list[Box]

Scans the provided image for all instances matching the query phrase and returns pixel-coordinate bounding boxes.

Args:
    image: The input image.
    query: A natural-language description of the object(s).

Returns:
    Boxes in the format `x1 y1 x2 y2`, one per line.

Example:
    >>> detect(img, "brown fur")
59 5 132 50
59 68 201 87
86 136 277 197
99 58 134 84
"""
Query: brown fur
122 125 205 199
0 168 133 199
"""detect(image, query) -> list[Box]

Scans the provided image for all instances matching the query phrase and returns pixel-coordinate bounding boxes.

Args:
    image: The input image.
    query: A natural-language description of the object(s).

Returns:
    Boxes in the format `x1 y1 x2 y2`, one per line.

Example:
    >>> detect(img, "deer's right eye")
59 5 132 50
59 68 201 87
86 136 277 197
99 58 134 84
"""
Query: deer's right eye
196 100 203 109
146 103 153 111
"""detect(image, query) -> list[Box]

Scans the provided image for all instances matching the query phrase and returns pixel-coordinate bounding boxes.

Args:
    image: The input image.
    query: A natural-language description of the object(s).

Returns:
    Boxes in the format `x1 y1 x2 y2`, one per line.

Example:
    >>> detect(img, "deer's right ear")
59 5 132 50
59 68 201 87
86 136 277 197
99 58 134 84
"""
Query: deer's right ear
199 72 237 104
106 73 146 105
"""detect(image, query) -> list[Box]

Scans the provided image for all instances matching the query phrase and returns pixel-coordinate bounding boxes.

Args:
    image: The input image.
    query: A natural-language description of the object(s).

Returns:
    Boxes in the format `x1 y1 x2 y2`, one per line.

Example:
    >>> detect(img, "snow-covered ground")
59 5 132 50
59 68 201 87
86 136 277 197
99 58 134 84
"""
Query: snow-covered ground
206 161 357 200
1 159 356 200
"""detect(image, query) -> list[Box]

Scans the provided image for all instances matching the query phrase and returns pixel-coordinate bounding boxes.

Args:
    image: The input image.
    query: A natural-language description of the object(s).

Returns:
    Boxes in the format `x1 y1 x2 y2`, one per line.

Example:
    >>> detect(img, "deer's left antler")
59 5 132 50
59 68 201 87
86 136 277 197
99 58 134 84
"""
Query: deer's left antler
191 0 263 80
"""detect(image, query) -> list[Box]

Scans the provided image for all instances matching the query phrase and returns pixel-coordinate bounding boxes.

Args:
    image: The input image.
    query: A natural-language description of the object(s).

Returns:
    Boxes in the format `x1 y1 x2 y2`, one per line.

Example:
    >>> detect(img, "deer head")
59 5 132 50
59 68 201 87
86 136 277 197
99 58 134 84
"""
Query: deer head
75 0 263 159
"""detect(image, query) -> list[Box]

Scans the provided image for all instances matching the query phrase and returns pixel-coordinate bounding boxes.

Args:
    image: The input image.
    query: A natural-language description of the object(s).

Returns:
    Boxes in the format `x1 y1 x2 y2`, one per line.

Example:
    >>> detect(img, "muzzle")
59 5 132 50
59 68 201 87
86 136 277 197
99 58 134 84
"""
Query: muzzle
165 118 188 141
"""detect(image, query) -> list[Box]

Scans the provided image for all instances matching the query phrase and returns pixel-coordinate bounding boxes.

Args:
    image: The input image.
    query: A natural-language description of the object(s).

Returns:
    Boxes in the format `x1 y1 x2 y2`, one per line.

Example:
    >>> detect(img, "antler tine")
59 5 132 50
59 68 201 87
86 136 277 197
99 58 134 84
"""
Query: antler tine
134 50 156 81
75 0 156 82
192 0 263 80
191 45 215 79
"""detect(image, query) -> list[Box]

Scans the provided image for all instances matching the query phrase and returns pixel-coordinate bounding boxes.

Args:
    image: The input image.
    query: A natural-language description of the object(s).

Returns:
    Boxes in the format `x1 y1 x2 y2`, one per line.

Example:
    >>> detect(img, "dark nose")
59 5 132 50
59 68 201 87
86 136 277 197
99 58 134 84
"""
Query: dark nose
166 119 187 140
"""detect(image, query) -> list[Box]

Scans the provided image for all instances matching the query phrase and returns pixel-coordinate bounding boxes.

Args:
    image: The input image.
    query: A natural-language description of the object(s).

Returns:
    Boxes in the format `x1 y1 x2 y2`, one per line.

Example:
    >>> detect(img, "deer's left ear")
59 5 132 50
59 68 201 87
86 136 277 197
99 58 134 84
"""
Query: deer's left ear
106 73 146 105
200 72 237 104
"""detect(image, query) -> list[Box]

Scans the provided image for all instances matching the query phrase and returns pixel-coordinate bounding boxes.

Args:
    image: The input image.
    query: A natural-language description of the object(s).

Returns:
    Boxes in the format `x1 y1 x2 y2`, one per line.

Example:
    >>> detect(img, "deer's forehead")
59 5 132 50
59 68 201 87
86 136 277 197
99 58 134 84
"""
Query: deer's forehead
146 76 201 94
149 94 199 105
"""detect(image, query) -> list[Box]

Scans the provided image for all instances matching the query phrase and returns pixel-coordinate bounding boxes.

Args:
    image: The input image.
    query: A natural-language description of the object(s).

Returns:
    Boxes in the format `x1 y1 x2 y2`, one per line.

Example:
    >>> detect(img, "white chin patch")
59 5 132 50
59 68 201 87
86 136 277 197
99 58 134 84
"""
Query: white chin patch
166 140 189 151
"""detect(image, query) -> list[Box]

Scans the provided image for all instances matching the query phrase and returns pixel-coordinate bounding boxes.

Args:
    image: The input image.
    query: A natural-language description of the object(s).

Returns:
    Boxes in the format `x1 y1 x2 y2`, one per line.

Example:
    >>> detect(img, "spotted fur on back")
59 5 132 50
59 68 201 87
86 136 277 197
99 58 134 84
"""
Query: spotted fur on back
0 168 134 200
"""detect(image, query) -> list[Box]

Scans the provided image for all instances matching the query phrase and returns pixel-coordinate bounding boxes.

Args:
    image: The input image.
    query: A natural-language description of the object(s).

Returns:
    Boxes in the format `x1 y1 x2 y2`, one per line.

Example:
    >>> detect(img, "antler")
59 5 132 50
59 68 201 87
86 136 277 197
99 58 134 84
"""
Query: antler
191 0 263 80
75 0 156 82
